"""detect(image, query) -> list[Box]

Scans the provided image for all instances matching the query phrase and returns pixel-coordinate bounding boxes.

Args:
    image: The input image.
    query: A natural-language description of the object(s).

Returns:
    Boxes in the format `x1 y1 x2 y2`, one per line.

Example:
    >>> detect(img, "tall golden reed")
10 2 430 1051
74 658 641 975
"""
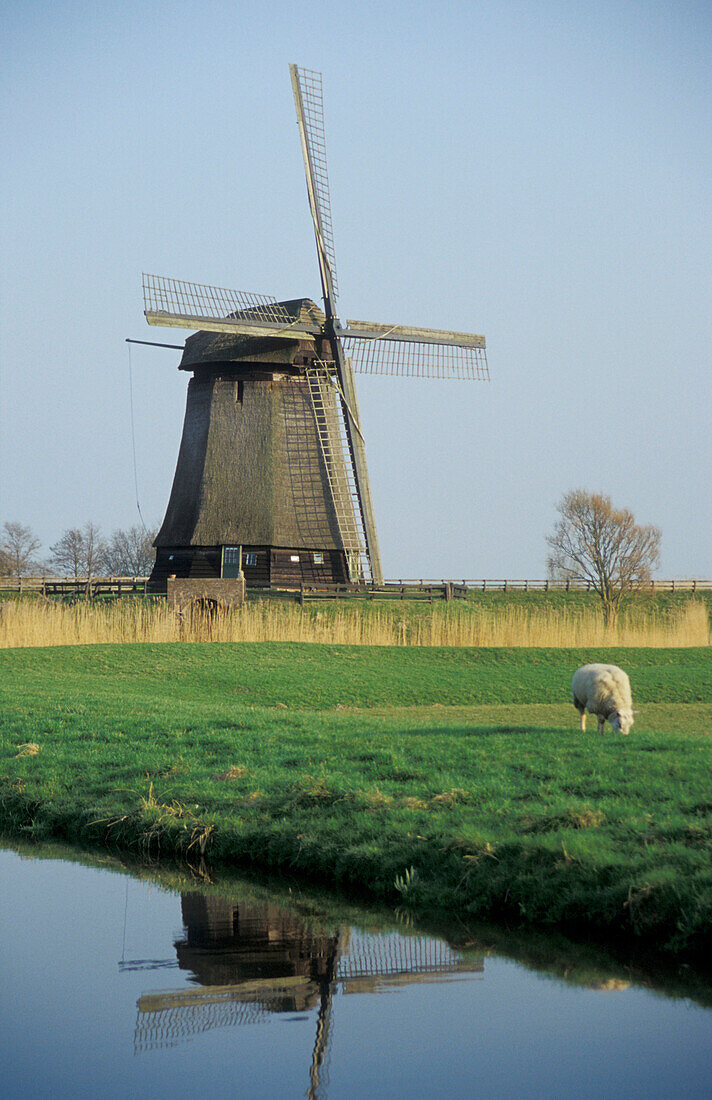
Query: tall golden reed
0 597 708 649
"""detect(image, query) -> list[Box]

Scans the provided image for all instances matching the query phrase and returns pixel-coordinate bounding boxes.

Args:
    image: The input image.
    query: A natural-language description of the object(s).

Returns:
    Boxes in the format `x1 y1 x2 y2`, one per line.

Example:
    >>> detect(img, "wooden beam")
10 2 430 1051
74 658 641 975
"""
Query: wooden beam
145 310 320 341
342 320 486 349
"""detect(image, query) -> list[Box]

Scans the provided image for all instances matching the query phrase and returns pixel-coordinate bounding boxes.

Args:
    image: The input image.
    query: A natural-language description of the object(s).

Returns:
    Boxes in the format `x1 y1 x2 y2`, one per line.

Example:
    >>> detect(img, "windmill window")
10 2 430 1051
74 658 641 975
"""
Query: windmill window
290 555 300 563
224 547 241 565
313 552 324 564
244 552 258 567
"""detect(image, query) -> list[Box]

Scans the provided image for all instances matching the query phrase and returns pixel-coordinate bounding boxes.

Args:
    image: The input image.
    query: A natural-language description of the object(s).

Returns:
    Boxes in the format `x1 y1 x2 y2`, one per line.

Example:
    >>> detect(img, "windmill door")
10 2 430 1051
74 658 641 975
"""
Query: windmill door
221 546 242 578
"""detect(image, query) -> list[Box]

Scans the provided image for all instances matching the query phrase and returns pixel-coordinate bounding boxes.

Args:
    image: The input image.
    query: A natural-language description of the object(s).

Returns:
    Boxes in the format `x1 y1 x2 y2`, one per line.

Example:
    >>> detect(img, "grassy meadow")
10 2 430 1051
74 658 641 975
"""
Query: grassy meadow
1 640 711 958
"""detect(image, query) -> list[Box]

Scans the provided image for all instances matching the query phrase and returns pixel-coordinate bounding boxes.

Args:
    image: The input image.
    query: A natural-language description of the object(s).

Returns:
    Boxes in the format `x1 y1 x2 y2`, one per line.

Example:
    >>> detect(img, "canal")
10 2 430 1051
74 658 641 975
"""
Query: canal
2 842 712 1098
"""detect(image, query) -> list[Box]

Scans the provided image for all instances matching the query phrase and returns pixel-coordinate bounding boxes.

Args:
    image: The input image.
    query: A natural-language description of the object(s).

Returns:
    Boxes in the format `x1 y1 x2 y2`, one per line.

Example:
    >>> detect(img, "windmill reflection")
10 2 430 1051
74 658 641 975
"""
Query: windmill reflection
134 891 483 1094
175 893 341 1008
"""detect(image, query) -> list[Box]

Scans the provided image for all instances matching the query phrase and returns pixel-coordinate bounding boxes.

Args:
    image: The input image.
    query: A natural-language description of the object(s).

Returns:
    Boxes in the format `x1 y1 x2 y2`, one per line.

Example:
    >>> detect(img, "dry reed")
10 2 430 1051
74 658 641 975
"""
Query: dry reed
0 597 708 649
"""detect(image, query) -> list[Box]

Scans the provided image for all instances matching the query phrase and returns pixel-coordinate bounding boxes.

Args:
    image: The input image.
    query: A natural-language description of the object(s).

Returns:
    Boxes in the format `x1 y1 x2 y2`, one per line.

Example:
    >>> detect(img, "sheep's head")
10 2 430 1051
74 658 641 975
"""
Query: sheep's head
610 709 634 735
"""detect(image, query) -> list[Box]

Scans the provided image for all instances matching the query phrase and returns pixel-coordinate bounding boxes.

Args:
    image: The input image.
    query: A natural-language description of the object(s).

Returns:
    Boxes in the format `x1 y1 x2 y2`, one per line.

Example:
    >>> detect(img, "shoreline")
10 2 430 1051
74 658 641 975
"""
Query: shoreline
5 834 712 1008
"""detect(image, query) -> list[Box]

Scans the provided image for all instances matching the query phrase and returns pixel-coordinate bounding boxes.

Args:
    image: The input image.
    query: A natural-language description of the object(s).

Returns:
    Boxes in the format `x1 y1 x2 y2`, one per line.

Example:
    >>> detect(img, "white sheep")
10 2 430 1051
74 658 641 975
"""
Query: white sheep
571 663 634 735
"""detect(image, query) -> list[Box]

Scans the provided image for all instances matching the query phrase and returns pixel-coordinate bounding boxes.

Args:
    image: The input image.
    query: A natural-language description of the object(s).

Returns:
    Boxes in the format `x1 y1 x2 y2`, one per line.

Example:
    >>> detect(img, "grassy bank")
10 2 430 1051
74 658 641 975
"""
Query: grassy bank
0 590 709 648
1 643 711 957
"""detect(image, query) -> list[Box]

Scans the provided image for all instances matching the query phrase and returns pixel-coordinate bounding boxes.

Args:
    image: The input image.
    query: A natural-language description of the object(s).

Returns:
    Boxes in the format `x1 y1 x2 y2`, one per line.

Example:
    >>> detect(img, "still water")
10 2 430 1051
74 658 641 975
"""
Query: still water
2 843 712 1099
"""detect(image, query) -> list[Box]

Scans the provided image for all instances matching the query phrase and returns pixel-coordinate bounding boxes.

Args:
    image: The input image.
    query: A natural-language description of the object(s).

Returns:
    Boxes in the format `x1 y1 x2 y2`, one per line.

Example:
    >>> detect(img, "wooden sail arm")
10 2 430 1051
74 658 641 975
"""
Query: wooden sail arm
144 310 320 342
340 320 486 349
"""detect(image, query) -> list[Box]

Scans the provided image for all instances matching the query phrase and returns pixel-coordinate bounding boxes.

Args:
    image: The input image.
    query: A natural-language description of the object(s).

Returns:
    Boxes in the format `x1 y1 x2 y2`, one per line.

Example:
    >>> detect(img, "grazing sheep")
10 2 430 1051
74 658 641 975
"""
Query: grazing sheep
572 663 634 735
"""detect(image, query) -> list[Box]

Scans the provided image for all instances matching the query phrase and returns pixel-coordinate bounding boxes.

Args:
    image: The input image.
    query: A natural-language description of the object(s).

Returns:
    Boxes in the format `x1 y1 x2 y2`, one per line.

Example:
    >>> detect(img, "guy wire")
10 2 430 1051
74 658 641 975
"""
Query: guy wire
127 342 149 536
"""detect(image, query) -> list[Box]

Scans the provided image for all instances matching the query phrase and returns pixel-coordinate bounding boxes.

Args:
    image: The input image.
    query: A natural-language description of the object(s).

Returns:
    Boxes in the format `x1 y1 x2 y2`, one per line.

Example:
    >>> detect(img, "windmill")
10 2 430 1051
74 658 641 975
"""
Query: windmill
142 65 489 592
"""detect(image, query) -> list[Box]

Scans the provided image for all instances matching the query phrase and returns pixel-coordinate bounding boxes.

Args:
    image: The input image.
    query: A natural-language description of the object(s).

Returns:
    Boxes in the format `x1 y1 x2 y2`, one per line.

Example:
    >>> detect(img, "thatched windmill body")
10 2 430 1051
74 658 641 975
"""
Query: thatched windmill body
144 66 488 591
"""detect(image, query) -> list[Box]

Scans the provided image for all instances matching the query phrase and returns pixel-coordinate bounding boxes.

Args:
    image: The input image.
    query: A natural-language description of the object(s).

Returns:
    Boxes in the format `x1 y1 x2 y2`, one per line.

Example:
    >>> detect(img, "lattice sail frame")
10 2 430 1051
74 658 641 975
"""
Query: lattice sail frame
343 336 489 381
142 273 306 334
290 65 339 301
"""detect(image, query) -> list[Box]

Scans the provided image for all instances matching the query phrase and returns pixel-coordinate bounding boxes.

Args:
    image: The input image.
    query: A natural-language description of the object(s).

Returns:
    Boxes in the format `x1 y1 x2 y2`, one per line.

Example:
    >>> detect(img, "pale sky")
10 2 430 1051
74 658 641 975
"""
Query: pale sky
2 0 710 579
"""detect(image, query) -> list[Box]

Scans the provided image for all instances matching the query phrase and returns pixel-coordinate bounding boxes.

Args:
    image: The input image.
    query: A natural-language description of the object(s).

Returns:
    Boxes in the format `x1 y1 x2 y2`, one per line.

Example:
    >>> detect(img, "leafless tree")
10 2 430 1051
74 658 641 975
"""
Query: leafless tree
49 522 103 578
1 521 42 580
546 490 661 626
100 525 156 575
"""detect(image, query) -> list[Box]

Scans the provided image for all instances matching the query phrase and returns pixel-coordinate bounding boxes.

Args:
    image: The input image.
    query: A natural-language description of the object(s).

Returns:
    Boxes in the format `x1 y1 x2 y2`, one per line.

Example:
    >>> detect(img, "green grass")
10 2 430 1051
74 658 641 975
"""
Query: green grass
1 642 711 958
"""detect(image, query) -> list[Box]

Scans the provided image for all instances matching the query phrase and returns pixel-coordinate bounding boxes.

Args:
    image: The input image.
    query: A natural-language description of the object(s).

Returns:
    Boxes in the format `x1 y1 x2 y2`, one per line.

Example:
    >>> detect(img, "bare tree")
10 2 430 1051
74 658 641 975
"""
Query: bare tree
546 490 661 626
1 521 41 580
49 522 103 578
101 525 156 575
49 528 84 578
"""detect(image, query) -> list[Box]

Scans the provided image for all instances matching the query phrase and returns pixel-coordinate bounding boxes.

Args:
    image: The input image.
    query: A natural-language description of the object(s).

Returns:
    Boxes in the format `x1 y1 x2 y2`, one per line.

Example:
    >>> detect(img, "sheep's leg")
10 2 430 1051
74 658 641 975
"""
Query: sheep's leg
580 711 587 732
597 716 605 735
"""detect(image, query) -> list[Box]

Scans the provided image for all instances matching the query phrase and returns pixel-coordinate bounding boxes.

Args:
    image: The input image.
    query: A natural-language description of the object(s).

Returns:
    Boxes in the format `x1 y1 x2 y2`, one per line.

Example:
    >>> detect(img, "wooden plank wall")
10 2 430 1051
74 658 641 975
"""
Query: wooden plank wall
270 548 347 587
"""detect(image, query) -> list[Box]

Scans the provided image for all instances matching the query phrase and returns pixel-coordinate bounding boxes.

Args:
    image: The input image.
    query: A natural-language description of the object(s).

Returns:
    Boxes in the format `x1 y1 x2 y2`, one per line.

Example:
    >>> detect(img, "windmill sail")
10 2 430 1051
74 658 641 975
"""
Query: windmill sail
291 63 384 584
289 65 339 303
341 319 488 379
143 273 320 339
342 336 489 380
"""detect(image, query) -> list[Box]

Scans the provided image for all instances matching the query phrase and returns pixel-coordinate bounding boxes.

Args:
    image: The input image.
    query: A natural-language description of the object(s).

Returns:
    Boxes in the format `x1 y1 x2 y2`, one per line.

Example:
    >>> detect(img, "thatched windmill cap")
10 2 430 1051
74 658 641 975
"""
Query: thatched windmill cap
179 298 325 370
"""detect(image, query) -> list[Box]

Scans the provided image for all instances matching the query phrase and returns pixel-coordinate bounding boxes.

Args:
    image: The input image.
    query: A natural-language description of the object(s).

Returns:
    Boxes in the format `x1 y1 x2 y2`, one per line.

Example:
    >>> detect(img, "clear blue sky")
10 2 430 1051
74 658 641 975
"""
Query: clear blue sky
2 0 710 578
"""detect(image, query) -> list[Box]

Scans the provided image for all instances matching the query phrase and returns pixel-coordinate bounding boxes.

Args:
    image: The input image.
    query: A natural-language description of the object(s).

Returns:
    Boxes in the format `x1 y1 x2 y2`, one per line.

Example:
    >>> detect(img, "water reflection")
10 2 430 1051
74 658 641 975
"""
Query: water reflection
4 841 712 1100
133 891 483 1095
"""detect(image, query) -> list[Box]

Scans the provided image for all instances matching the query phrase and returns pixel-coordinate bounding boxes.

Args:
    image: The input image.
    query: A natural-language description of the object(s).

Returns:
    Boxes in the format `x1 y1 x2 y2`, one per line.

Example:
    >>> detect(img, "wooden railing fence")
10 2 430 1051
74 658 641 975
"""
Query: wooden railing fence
1 576 709 601
0 576 149 596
